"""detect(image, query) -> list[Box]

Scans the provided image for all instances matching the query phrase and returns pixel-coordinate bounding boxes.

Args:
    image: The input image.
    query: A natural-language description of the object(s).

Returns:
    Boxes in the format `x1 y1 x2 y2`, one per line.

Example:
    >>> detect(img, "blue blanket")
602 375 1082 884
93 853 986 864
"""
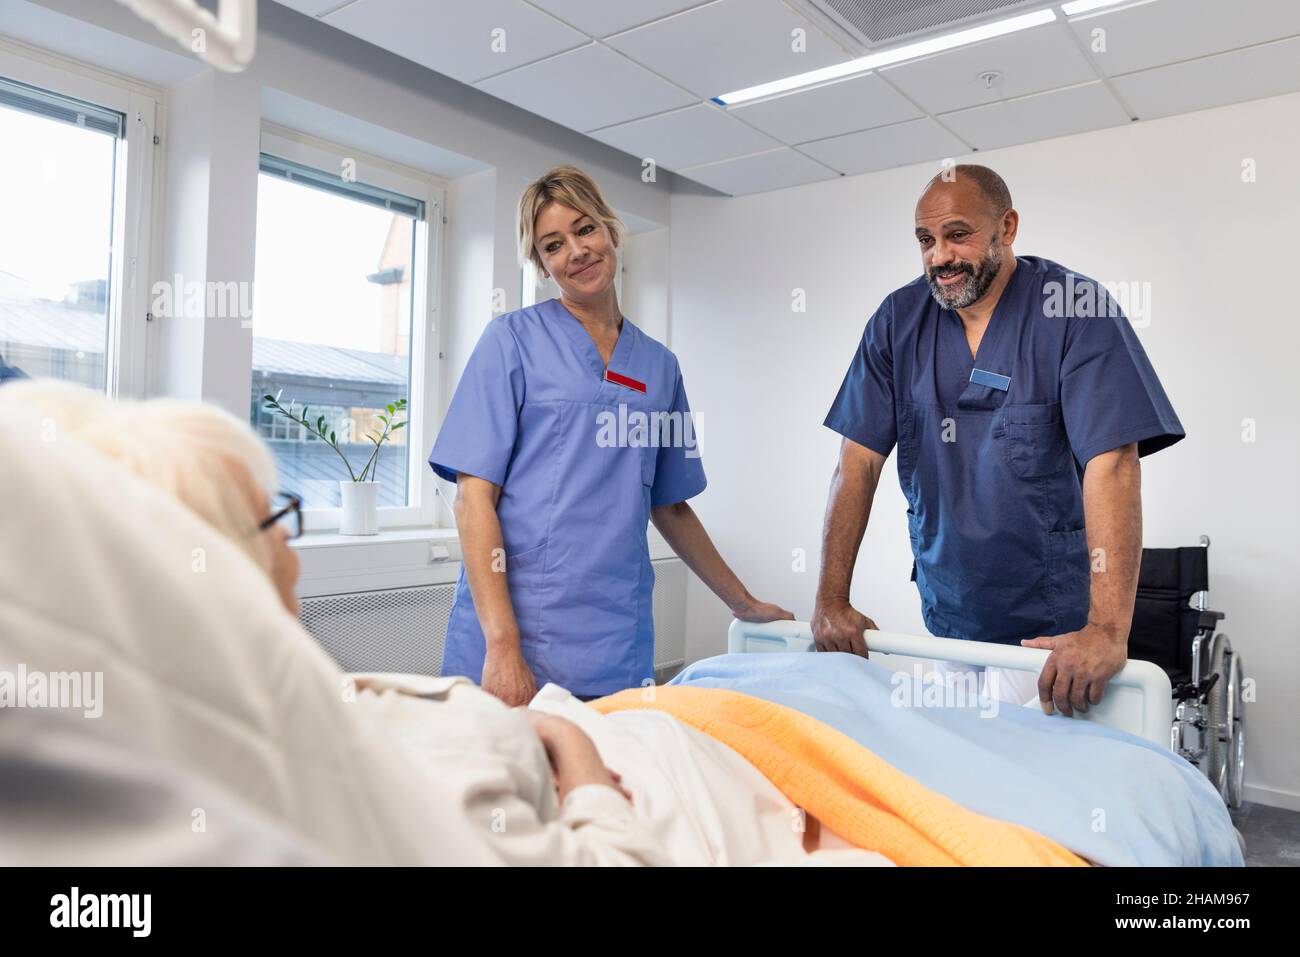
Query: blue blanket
668 652 1242 866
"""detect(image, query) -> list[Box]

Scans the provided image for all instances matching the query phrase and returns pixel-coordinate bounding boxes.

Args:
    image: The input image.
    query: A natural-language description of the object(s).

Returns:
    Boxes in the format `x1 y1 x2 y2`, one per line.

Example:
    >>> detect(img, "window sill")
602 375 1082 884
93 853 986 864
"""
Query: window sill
291 526 458 550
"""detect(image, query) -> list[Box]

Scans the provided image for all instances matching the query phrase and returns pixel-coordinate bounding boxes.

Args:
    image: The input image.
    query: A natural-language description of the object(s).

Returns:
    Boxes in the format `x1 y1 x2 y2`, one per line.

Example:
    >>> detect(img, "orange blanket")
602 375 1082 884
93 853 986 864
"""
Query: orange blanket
592 686 1085 867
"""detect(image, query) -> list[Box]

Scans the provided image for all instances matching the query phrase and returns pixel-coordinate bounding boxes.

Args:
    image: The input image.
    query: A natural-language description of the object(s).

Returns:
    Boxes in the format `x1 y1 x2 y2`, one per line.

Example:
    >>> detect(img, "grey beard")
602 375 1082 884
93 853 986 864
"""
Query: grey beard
927 250 1003 310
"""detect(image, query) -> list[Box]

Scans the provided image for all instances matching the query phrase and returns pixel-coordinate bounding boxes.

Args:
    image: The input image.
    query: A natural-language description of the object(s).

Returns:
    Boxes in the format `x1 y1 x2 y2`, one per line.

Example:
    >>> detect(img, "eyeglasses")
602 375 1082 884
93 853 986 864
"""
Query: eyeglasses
259 491 302 539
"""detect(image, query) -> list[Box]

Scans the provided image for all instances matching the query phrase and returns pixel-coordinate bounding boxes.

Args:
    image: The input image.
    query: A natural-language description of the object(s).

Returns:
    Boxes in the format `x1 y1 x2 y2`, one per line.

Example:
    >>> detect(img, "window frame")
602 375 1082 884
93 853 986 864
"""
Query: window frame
257 124 445 531
0 36 162 400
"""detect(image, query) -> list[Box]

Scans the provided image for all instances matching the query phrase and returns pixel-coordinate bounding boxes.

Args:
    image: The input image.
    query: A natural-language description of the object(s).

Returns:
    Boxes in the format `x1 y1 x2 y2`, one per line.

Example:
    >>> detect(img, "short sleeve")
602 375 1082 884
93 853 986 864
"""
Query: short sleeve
650 365 707 507
1060 290 1185 468
823 297 896 457
429 319 525 485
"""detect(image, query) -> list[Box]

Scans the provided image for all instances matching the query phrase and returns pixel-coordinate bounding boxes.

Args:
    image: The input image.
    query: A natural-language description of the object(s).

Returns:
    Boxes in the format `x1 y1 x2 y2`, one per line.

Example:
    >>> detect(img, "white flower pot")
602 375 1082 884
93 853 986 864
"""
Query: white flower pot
339 481 380 536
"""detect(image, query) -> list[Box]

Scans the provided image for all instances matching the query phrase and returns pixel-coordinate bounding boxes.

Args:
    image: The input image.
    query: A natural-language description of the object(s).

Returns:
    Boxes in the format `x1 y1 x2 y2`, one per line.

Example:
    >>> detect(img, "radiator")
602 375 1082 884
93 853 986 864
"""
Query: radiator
299 558 688 682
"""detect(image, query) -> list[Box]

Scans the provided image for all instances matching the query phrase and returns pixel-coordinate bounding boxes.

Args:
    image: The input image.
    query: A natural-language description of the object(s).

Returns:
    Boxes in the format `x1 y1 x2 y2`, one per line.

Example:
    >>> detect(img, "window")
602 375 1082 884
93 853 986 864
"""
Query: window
251 131 439 518
0 45 158 397
0 77 119 390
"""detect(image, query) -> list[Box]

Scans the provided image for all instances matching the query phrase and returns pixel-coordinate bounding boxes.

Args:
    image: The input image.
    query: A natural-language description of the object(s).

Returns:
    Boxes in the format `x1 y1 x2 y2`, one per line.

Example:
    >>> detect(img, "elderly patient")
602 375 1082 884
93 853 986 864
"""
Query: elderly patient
0 381 883 867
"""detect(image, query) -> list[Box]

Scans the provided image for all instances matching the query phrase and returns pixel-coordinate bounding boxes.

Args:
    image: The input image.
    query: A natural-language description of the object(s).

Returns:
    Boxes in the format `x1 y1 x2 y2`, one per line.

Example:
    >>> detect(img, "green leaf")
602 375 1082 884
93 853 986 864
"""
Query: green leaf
330 430 336 445
386 403 395 415
392 421 406 430
317 415 326 435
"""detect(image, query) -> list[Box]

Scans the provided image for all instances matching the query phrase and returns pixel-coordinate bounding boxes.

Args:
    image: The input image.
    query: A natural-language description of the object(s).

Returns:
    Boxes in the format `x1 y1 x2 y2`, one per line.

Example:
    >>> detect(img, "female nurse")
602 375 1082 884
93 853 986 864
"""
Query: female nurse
431 165 792 706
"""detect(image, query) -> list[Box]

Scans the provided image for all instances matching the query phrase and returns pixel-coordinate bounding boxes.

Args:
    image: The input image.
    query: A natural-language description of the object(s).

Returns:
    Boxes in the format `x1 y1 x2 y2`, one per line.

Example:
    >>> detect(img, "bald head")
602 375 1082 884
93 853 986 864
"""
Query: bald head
919 164 1012 219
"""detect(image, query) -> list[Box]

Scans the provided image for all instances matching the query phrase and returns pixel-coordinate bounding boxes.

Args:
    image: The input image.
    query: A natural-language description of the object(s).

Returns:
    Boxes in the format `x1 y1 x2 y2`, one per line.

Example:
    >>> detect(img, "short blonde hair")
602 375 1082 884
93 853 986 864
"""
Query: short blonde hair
0 380 277 569
517 165 624 276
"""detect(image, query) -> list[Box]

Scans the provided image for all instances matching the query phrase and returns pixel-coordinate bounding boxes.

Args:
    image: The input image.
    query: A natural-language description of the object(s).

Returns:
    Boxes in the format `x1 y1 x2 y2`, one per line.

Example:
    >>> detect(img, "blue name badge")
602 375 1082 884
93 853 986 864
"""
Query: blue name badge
970 368 1011 391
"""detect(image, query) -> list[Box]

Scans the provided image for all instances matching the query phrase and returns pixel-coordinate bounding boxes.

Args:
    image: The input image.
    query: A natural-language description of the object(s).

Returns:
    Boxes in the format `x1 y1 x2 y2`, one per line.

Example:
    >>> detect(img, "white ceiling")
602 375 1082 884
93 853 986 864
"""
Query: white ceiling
275 0 1300 196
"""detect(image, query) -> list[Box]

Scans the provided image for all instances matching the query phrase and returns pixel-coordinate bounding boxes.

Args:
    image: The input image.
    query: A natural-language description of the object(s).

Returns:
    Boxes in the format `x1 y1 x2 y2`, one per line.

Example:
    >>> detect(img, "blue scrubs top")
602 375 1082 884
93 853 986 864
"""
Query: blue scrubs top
825 256 1184 644
430 298 707 695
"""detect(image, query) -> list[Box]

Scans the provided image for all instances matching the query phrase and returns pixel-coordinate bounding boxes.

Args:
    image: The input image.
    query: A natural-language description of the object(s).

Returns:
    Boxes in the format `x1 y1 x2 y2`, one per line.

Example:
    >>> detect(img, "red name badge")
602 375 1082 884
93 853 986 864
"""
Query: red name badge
605 370 647 393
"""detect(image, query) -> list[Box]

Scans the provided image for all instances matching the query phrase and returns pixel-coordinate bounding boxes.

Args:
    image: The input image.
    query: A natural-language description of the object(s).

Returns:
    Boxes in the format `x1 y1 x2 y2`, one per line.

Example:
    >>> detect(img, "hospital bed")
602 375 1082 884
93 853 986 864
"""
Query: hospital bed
729 535 1247 810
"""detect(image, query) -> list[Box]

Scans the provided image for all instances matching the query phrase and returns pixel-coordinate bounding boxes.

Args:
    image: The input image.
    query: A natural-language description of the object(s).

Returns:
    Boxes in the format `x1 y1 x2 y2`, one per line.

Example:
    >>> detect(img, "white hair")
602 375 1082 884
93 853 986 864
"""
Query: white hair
0 380 278 569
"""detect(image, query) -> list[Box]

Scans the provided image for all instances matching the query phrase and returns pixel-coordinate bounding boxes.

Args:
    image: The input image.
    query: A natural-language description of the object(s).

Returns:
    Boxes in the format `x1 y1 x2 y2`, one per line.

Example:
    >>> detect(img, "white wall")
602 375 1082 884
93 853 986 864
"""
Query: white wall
669 91 1300 809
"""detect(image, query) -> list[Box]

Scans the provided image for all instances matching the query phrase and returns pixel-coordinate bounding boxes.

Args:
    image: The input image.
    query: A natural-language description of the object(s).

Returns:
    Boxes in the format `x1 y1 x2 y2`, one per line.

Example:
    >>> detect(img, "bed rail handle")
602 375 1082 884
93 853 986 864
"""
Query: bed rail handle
725 618 1173 748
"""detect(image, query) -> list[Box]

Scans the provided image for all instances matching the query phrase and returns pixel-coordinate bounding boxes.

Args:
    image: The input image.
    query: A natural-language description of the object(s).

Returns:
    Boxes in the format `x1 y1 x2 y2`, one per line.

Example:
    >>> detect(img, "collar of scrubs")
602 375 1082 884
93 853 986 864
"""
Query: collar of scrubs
547 297 638 382
941 257 1031 412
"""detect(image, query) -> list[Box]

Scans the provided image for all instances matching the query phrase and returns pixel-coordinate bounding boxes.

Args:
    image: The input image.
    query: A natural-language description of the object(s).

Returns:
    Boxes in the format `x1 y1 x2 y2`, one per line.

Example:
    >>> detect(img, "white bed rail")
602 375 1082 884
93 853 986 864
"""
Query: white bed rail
726 619 1173 748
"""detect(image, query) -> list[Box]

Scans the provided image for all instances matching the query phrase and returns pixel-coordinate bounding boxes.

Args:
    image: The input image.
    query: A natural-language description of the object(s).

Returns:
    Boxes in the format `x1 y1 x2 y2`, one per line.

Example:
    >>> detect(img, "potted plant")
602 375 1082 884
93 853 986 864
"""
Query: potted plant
262 392 407 536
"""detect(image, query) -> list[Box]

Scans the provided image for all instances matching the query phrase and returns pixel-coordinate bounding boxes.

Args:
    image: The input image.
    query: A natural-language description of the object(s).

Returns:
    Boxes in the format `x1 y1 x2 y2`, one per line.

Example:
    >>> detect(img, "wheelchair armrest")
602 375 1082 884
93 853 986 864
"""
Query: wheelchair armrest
1198 610 1225 630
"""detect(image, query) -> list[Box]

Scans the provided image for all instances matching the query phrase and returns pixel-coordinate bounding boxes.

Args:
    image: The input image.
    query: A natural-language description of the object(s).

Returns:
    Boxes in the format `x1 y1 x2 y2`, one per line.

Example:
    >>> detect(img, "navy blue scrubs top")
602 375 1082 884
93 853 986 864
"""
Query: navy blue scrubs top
825 256 1184 644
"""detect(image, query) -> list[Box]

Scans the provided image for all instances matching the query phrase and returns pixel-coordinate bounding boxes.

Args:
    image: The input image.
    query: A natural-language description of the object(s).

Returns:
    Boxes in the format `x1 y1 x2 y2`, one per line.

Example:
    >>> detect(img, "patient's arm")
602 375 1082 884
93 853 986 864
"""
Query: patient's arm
812 438 885 656
357 683 665 866
523 711 630 803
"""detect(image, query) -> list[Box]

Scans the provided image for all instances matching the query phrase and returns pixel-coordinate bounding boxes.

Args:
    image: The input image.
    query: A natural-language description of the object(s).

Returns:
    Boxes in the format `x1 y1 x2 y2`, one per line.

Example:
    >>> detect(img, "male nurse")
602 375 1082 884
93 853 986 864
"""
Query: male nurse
814 165 1183 717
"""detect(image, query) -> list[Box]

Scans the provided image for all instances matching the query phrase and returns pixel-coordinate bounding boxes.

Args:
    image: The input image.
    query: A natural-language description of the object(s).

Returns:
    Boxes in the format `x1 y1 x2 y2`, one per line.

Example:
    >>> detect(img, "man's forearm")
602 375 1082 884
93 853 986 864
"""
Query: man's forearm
1081 444 1143 642
815 448 880 604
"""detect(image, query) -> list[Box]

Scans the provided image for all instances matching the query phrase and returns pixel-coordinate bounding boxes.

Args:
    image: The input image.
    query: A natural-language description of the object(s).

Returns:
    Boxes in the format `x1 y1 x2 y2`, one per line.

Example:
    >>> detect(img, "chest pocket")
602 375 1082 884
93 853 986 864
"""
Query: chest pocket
998 402 1070 479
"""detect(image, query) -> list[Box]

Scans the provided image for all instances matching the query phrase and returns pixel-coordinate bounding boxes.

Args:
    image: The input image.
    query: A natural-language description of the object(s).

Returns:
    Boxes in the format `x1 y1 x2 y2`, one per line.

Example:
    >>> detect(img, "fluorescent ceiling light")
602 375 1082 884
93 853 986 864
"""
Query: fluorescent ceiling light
1060 0 1129 15
715 8 1057 106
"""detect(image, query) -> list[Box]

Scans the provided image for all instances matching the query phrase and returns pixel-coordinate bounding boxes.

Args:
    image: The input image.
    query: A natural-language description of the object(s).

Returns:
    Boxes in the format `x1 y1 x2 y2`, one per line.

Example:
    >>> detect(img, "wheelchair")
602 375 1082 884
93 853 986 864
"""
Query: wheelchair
1126 536 1246 808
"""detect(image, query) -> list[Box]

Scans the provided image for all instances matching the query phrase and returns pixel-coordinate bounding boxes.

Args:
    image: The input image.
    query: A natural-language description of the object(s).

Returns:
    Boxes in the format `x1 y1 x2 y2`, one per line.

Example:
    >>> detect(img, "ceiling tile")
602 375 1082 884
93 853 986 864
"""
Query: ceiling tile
1111 35 1300 121
588 104 780 171
476 45 696 132
797 117 967 175
938 82 1128 151
678 148 838 196
605 0 851 99
324 0 586 84
524 0 709 39
1067 0 1300 78
728 72 920 145
880 22 1097 115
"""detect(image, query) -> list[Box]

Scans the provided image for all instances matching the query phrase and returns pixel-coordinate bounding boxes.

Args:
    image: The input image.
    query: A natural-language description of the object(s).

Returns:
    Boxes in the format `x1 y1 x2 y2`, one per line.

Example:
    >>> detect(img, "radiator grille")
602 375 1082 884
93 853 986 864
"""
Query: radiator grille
809 0 1043 46
300 583 453 675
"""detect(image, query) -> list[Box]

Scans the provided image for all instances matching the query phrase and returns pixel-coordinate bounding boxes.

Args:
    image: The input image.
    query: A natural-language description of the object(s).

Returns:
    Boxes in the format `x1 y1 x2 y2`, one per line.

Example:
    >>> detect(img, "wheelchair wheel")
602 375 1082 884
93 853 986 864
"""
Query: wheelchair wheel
1225 650 1246 809
1206 635 1245 807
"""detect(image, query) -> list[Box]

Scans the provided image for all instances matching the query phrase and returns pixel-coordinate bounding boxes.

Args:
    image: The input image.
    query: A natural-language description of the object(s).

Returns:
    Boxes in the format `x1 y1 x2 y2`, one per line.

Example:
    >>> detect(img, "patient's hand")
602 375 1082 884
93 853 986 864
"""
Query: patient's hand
482 647 538 708
811 598 876 657
1021 622 1128 717
522 711 631 805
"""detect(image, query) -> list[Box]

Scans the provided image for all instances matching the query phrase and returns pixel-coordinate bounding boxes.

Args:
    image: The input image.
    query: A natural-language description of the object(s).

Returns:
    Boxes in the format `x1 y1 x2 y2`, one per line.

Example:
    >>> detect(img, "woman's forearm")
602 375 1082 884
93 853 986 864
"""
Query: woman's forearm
650 502 753 613
454 477 521 652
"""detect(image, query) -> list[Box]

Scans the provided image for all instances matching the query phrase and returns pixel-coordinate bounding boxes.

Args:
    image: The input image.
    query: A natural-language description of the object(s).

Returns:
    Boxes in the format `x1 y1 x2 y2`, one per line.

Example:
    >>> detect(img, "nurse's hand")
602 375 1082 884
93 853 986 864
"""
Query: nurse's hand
811 599 876 657
732 598 796 623
1021 623 1127 717
482 646 538 708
